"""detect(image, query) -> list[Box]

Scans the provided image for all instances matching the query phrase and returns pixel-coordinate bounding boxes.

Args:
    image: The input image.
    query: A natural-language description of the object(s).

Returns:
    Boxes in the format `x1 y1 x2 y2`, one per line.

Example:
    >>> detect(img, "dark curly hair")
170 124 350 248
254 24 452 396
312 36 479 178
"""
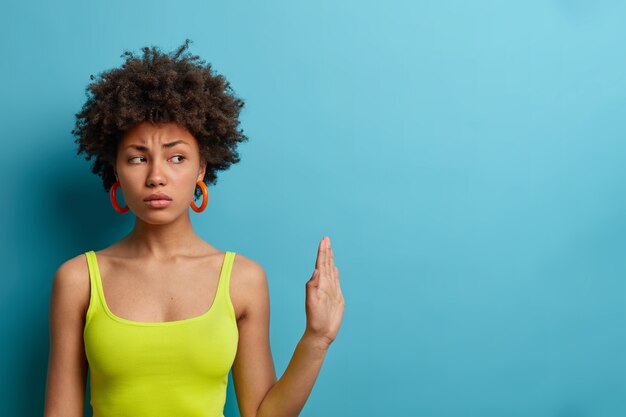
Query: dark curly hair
72 39 248 199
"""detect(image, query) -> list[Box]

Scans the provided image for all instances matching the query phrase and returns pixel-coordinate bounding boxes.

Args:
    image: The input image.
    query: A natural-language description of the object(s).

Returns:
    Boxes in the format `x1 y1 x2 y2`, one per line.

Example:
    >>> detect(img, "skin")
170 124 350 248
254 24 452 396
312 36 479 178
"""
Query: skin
43 121 345 417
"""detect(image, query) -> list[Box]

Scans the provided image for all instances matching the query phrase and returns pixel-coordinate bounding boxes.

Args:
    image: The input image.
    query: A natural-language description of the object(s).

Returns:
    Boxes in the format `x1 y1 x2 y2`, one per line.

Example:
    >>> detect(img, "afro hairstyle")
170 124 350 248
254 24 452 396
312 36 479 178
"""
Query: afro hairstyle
72 39 248 200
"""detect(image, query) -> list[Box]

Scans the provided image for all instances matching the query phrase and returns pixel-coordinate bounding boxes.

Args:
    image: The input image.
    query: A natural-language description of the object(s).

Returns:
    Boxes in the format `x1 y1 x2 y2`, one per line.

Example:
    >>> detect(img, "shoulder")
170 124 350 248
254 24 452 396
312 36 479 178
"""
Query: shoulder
231 252 266 279
50 252 90 317
53 252 89 285
230 252 269 321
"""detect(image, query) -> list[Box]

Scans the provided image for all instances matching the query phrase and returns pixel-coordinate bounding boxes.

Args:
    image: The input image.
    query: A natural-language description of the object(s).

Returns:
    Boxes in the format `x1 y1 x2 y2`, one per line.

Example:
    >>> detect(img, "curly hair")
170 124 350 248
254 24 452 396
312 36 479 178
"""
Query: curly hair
72 39 248 199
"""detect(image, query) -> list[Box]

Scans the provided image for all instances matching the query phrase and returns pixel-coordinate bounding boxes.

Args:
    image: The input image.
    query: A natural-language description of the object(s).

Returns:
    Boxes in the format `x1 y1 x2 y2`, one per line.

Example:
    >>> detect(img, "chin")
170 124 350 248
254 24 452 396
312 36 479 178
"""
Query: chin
140 207 188 221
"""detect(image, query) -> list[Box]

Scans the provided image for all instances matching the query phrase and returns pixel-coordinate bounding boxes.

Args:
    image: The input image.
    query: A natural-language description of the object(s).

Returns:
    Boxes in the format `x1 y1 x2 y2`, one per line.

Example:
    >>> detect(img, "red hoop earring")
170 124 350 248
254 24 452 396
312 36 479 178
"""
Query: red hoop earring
190 180 208 212
110 181 129 214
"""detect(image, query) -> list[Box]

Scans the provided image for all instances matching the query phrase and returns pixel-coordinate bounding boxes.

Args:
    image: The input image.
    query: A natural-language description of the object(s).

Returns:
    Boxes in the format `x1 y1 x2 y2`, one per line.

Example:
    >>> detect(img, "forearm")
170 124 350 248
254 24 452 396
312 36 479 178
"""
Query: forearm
256 331 329 417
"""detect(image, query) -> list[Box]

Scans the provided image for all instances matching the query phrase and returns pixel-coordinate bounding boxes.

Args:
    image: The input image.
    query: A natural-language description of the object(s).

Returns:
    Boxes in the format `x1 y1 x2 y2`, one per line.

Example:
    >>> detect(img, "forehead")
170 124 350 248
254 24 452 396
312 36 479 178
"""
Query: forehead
120 121 197 147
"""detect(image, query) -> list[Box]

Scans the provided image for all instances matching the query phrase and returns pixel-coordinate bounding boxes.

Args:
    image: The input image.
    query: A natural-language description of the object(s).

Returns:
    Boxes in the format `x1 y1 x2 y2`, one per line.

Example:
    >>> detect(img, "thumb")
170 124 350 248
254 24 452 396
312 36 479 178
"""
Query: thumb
307 269 320 287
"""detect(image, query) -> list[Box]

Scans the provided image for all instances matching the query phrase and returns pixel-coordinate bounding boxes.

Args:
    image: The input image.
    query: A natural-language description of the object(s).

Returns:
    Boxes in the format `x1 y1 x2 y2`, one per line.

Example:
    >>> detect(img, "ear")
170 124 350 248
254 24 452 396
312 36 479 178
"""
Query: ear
197 160 207 182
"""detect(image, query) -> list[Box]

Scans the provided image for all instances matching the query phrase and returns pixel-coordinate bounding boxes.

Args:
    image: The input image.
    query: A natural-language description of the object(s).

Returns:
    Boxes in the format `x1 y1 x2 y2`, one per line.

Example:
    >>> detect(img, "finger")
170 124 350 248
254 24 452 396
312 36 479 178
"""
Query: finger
306 273 317 296
322 236 335 280
325 237 331 271
332 266 342 297
309 269 320 286
315 237 326 271
320 236 328 275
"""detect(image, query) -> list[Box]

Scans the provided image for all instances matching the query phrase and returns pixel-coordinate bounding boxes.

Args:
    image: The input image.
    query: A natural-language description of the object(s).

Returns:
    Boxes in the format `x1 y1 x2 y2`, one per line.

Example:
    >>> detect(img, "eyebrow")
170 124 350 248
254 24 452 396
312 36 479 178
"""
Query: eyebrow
125 140 189 151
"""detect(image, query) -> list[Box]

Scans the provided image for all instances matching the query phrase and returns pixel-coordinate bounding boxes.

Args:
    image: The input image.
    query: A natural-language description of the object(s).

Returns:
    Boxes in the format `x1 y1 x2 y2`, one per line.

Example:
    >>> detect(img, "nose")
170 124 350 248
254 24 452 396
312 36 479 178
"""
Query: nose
146 159 167 187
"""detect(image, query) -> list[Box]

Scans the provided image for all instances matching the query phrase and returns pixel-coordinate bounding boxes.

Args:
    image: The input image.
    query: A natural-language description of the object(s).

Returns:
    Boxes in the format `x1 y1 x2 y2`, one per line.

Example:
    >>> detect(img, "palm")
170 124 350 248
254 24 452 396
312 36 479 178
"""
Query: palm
305 236 345 347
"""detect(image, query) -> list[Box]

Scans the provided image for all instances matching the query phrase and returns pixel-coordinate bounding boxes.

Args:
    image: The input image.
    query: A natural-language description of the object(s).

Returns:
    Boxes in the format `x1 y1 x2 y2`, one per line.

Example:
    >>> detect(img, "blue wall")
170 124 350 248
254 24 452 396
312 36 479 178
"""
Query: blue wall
1 1 625 416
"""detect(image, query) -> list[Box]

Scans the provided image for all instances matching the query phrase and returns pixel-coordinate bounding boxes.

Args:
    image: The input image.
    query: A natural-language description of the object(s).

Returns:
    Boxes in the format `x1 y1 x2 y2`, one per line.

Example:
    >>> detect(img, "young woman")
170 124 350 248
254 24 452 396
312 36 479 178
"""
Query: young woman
43 40 345 417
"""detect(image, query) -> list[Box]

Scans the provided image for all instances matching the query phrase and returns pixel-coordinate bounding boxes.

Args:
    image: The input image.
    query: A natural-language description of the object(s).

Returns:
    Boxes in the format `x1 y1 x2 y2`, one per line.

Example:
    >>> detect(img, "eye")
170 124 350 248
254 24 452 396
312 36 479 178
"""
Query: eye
128 157 145 164
171 155 186 163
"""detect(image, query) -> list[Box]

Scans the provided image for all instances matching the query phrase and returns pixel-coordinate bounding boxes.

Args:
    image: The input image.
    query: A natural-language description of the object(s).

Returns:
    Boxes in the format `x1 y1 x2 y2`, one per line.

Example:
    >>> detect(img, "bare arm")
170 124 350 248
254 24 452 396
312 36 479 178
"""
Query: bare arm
232 237 344 417
230 256 277 417
43 256 89 417
255 331 329 417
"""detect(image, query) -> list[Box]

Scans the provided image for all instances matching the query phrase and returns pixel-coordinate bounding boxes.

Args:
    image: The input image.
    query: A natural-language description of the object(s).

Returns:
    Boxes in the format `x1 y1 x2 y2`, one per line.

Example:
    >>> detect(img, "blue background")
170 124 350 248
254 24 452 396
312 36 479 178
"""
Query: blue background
1 1 625 416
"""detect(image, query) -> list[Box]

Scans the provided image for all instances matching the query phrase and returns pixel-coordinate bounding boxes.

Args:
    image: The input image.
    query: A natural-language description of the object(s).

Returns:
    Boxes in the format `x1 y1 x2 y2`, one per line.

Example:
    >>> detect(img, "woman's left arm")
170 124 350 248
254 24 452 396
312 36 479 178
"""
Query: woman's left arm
231 237 344 417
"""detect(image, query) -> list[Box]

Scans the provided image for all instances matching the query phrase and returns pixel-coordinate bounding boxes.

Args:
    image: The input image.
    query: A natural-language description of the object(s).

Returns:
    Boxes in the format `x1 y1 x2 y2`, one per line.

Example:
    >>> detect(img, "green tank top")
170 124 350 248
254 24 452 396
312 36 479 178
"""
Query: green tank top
83 250 239 417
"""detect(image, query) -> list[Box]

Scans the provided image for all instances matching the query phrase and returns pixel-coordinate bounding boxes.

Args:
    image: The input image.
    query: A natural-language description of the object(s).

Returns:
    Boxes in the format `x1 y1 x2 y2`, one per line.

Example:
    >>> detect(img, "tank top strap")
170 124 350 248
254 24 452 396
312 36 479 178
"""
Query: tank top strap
216 251 237 320
84 250 104 327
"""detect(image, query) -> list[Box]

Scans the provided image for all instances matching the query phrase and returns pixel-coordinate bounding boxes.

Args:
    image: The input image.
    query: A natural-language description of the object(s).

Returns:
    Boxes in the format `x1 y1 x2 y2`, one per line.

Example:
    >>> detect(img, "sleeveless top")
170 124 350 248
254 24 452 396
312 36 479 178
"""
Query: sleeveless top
82 250 239 417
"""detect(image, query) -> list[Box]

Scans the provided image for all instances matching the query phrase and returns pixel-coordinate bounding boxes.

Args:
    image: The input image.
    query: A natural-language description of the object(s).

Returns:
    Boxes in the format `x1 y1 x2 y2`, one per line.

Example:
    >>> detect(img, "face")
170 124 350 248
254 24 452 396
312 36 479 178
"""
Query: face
114 121 206 221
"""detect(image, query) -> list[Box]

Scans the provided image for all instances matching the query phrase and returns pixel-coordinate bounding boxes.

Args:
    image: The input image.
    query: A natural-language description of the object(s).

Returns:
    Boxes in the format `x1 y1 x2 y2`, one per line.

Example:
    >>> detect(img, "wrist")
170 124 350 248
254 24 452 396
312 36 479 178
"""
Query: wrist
301 330 332 352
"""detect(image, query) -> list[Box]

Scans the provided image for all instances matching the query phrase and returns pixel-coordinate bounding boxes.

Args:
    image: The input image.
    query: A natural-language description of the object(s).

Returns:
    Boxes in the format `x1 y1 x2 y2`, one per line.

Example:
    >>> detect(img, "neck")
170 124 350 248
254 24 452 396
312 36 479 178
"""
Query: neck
121 212 202 260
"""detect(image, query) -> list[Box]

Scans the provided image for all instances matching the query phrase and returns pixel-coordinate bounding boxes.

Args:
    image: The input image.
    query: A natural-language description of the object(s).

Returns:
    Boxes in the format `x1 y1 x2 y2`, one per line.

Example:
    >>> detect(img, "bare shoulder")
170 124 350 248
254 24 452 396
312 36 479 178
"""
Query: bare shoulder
230 252 269 321
45 252 90 415
231 252 266 279
53 252 89 285
51 252 90 317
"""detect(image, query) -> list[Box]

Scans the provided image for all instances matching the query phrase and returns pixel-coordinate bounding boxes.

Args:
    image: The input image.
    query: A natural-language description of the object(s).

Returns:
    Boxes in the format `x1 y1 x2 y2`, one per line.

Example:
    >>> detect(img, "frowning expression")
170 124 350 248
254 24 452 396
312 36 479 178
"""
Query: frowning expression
114 121 206 220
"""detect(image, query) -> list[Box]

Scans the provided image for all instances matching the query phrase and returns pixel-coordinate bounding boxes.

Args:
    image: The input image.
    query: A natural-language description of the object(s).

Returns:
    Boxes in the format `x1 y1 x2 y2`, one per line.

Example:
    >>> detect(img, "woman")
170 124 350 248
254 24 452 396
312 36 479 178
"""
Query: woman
44 40 344 417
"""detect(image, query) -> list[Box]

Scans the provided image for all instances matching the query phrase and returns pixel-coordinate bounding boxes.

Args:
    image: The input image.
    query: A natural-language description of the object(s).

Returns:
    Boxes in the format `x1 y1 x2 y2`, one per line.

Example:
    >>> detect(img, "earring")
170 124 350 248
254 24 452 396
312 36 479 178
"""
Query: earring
190 180 208 212
110 180 129 214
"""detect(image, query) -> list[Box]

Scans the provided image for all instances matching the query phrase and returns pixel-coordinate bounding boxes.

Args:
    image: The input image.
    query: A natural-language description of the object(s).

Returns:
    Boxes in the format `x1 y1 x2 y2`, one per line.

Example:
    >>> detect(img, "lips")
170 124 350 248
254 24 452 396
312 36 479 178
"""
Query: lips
144 192 172 201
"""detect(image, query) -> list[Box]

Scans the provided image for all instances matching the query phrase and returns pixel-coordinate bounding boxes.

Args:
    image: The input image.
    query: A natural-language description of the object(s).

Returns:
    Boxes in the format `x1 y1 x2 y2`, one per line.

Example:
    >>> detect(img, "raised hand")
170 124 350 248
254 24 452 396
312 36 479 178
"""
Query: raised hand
304 236 345 349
